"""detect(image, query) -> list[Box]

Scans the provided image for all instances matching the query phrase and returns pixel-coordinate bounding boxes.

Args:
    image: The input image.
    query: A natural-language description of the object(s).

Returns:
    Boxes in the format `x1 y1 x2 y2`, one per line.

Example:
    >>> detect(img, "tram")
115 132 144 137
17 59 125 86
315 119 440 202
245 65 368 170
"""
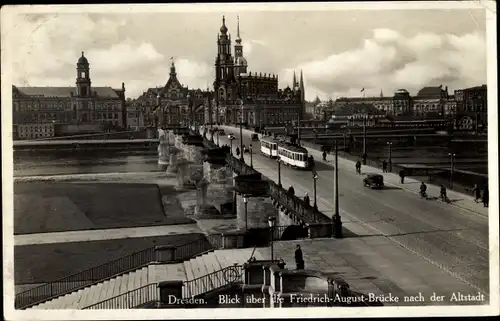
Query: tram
260 137 279 158
277 143 313 169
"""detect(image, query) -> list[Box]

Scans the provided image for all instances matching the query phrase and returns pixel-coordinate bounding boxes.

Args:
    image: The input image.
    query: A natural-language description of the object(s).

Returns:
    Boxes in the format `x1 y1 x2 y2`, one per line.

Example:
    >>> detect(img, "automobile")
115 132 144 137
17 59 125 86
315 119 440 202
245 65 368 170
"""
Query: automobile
251 133 259 141
363 173 384 189
243 146 250 153
228 134 235 140
218 129 225 135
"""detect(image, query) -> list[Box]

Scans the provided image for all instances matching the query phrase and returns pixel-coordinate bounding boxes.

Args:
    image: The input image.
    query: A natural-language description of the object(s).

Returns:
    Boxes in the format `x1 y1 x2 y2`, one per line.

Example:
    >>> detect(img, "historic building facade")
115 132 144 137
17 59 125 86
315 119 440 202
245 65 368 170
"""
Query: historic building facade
454 84 487 132
12 52 126 139
212 16 305 127
134 60 213 128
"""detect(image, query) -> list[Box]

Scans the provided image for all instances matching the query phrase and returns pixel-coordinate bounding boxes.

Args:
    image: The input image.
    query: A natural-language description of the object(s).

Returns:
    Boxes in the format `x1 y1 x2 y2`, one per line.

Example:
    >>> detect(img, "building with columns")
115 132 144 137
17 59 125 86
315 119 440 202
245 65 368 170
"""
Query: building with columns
213 16 305 127
12 52 126 139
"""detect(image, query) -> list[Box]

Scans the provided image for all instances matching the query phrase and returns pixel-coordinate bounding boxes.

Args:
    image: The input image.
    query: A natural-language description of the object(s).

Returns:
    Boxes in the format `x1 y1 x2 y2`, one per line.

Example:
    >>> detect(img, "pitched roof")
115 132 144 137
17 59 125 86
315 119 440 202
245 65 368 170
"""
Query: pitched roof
416 86 445 98
13 86 120 99
332 103 385 116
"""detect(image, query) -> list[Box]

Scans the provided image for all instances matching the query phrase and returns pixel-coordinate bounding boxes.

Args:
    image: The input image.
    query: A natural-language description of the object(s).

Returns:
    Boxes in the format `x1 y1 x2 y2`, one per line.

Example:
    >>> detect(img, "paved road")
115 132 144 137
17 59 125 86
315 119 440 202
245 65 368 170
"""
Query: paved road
215 126 489 296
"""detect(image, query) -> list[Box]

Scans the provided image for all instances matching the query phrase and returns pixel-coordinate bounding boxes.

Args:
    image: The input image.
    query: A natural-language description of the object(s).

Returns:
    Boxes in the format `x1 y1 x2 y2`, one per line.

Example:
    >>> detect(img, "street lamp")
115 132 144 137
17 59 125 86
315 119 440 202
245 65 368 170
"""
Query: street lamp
312 171 318 211
362 114 368 164
239 99 245 162
449 153 456 189
268 216 276 262
250 144 253 168
277 157 282 188
229 136 235 155
387 142 393 172
333 140 343 238
244 196 248 231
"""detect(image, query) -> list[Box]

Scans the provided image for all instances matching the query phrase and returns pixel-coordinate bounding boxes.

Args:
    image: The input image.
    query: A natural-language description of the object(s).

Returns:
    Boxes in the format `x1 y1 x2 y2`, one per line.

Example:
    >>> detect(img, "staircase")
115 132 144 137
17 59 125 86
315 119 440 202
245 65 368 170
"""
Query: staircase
29 266 150 309
83 248 266 309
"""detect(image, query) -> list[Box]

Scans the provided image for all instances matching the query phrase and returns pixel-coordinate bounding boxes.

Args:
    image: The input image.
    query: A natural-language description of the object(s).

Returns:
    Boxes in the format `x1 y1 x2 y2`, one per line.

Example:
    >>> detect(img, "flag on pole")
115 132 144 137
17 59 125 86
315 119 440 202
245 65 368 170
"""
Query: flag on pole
360 88 365 93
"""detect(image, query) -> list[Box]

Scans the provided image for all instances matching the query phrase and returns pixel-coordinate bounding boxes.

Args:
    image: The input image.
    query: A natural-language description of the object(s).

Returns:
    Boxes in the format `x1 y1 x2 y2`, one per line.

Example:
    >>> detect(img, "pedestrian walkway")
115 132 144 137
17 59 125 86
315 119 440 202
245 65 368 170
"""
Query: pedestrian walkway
15 224 202 246
221 125 488 217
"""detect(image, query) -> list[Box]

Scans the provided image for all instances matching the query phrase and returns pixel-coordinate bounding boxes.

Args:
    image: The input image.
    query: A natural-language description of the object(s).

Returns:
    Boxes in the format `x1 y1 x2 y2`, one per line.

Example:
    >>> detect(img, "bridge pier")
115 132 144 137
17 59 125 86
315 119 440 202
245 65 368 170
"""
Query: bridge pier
234 173 277 231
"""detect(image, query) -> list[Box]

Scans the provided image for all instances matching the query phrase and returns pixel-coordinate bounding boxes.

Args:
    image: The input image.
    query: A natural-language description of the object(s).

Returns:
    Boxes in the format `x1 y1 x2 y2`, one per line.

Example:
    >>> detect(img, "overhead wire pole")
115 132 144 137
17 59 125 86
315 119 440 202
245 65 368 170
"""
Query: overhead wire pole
333 140 342 238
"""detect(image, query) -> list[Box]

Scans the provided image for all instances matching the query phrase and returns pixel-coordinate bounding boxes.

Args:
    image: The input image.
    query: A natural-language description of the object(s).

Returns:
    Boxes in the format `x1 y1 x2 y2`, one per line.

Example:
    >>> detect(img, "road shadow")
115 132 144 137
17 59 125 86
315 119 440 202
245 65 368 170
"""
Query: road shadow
381 186 402 191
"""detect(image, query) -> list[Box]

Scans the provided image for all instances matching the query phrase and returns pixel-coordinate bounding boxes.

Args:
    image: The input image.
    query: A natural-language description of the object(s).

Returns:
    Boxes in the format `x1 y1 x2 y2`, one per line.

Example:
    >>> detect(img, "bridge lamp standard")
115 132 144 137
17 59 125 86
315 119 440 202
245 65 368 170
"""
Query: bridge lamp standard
249 144 253 168
362 114 368 164
333 140 343 238
244 196 248 231
312 171 318 212
277 157 282 188
239 99 245 163
387 141 393 172
449 153 456 189
229 136 235 155
268 216 277 262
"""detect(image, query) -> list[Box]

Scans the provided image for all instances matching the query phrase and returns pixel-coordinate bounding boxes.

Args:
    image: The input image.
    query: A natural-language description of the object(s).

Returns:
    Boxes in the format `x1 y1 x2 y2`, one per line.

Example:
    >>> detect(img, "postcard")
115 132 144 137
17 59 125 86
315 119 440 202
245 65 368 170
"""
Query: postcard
1 1 498 319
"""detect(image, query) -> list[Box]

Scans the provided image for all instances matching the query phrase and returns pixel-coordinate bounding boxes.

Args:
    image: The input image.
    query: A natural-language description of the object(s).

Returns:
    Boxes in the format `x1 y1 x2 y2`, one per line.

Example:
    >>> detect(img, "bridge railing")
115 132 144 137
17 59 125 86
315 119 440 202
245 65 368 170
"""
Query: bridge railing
225 154 331 225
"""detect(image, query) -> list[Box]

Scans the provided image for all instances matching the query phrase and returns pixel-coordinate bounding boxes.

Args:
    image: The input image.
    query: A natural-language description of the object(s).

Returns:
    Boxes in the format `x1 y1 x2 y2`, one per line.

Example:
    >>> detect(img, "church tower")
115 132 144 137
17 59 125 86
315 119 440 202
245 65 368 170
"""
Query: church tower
234 15 248 76
76 51 91 97
214 16 237 104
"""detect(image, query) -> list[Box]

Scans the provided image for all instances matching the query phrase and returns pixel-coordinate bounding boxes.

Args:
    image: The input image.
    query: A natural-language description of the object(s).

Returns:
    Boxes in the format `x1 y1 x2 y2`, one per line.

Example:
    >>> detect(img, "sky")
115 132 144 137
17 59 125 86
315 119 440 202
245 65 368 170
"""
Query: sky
6 3 489 102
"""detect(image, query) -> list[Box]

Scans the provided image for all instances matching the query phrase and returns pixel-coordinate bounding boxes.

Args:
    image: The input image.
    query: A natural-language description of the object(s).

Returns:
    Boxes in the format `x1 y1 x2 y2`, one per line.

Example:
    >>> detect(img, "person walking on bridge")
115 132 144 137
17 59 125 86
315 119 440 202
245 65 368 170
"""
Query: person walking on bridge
399 168 405 184
295 244 304 270
482 186 489 208
382 160 388 173
472 184 481 203
355 160 362 175
303 192 310 207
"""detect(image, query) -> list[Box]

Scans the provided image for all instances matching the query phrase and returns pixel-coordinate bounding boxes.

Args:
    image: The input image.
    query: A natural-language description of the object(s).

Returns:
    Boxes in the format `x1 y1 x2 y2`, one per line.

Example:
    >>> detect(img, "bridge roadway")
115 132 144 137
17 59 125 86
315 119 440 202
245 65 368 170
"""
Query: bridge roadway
216 125 489 295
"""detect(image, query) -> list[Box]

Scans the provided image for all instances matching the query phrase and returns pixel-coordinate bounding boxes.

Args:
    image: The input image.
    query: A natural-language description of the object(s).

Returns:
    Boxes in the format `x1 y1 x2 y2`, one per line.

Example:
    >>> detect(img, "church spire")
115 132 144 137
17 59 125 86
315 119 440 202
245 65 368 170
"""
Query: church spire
293 71 297 88
300 69 304 89
380 89 383 98
236 15 242 43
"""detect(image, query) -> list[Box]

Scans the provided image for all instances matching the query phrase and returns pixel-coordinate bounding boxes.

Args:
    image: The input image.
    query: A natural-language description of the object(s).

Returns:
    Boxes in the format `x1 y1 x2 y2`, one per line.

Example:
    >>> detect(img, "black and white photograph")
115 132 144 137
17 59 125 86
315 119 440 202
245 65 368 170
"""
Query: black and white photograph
1 1 498 319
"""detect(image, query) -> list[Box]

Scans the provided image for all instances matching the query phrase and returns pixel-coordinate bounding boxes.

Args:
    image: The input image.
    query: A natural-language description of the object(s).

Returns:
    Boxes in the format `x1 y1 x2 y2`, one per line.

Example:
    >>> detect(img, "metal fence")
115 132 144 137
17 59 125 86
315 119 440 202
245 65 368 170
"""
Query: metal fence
83 284 159 309
15 237 215 309
183 265 244 299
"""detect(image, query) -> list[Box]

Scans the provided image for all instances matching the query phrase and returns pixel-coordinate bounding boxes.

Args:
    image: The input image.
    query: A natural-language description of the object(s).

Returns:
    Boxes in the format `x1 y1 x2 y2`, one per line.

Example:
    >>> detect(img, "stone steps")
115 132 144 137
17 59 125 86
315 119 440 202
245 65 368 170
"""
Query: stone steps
29 266 149 309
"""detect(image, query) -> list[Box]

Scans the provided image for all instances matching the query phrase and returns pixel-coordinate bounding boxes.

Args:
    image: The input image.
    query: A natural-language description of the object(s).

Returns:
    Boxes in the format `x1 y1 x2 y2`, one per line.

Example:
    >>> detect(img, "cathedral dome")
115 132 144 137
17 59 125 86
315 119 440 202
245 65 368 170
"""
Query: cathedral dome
220 16 228 34
235 56 247 66
78 52 88 65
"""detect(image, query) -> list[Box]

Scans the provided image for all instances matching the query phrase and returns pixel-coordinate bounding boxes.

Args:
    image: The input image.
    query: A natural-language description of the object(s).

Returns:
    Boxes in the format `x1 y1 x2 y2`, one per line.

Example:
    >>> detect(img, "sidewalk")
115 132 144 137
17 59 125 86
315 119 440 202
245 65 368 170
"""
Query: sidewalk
221 125 489 217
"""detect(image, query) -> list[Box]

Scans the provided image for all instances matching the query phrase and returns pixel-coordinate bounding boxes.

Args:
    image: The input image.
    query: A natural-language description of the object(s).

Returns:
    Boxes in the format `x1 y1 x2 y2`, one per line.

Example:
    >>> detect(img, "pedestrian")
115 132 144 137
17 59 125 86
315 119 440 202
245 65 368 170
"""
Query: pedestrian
399 168 405 184
304 192 310 207
355 160 361 174
295 244 304 270
382 160 388 173
472 184 481 203
482 186 489 208
322 150 327 161
288 185 295 197
236 147 240 157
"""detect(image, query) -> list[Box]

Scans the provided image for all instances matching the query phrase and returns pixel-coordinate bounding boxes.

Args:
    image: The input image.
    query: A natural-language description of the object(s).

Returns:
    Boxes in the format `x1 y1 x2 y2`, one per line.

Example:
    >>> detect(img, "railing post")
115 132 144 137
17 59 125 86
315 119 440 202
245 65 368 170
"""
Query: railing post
155 245 177 263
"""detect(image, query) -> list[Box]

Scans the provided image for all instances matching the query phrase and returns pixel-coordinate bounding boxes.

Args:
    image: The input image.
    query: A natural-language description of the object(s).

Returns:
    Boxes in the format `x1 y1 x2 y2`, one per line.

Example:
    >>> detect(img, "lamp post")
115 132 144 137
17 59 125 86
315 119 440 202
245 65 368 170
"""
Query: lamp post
343 132 347 151
277 157 282 187
449 153 456 189
387 141 393 172
239 99 245 162
268 216 276 262
333 140 343 238
312 171 318 211
297 112 301 146
362 114 368 164
244 196 248 231
230 137 234 155
250 144 253 168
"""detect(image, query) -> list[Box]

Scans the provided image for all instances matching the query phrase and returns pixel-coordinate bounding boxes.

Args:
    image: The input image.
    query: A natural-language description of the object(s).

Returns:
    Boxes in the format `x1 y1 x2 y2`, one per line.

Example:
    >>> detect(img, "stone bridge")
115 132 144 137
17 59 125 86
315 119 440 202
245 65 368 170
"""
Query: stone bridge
156 126 335 246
